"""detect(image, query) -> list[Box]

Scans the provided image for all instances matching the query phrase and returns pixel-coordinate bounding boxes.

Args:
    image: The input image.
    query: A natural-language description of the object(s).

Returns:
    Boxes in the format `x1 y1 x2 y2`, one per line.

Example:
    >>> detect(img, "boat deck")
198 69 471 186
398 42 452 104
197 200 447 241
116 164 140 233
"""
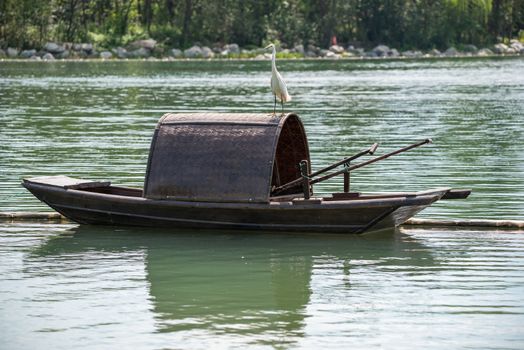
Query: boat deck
24 175 470 204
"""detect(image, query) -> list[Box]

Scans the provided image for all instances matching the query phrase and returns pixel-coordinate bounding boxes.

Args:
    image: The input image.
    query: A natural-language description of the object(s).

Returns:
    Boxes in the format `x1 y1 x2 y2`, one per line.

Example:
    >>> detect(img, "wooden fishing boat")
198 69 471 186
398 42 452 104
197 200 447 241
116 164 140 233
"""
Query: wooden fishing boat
23 113 470 234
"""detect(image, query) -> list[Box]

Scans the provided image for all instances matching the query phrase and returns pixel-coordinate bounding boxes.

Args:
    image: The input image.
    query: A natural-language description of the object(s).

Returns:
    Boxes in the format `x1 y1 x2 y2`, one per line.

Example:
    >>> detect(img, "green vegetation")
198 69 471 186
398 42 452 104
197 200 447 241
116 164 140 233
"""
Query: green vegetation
0 0 522 50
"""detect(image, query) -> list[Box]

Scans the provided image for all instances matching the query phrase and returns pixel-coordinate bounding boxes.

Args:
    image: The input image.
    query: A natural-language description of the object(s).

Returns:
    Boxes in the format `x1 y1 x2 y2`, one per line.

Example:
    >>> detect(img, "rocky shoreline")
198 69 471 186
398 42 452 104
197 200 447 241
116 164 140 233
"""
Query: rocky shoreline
1 39 523 61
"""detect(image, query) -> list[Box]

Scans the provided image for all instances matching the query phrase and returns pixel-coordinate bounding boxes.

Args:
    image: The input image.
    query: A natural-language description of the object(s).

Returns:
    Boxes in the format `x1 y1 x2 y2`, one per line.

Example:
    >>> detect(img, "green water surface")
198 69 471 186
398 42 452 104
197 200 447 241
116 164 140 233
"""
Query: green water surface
1 58 523 218
1 58 523 349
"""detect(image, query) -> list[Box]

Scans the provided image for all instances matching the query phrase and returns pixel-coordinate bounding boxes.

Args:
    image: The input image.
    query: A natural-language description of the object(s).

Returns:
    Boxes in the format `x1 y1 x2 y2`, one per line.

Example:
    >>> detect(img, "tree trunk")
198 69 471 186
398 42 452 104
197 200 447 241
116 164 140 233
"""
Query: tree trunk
65 0 79 42
166 0 175 24
489 0 503 39
143 0 152 34
182 0 192 46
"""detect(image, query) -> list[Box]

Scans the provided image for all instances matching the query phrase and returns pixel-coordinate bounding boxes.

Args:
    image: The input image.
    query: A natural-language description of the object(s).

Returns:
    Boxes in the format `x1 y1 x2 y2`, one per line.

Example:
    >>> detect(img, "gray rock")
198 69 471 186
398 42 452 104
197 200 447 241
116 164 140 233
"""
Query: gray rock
293 44 304 55
42 53 55 60
365 51 378 58
305 50 317 58
506 47 517 54
100 51 113 59
81 43 93 53
225 43 240 54
220 44 240 56
113 47 128 58
510 40 523 54
211 45 223 53
327 52 341 59
444 47 459 56
169 48 183 58
141 39 157 50
184 45 203 58
373 45 390 57
75 50 88 58
493 43 508 54
44 42 65 54
510 41 523 52
388 48 400 57
306 44 317 53
347 47 364 56
201 46 215 58
319 49 330 57
0 49 5 58
7 47 19 57
329 45 345 54
130 47 150 58
129 39 157 50
20 49 36 58
29 55 41 61
402 50 423 58
152 46 164 57
73 43 82 51
57 50 70 59
44 42 57 52
428 49 441 56
477 48 493 56
463 44 478 53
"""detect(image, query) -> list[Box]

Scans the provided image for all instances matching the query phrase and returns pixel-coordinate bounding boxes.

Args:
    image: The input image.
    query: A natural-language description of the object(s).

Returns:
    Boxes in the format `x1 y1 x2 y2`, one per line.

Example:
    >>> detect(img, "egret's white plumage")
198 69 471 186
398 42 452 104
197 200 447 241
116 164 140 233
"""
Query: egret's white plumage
265 43 291 114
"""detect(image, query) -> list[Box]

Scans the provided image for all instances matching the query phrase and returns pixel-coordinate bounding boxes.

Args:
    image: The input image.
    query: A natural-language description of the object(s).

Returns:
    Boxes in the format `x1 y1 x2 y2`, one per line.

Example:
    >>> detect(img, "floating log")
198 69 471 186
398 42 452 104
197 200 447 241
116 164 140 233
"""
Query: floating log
404 218 524 229
0 212 66 221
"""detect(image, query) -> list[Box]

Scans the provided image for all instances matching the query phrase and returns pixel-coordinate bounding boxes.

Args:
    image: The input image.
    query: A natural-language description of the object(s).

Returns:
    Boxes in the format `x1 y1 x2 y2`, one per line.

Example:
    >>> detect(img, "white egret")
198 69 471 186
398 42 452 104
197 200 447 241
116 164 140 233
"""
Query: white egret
264 43 291 115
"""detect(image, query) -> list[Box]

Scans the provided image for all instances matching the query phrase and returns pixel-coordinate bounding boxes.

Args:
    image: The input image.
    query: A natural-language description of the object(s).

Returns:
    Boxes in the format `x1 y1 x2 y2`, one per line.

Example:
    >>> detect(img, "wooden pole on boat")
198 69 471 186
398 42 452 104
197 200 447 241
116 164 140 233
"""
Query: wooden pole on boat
309 142 379 179
299 160 310 199
273 143 378 195
274 139 431 193
310 138 432 185
343 171 350 192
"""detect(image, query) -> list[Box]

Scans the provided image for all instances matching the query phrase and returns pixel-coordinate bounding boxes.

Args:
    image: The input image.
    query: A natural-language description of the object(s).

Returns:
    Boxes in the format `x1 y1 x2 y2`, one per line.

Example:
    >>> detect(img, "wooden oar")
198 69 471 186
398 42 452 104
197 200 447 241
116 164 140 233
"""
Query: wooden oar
273 139 431 194
308 142 379 179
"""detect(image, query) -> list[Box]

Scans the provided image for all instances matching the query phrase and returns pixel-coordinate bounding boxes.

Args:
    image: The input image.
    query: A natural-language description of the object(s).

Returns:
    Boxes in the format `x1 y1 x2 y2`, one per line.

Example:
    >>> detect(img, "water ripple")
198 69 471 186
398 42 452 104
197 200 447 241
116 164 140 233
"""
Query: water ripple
1 58 523 219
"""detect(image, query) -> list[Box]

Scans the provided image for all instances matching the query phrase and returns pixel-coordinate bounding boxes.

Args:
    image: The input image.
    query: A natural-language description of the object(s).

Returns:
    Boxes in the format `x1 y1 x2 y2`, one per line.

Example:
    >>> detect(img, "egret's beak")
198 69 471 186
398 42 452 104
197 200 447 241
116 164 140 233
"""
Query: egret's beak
264 44 273 50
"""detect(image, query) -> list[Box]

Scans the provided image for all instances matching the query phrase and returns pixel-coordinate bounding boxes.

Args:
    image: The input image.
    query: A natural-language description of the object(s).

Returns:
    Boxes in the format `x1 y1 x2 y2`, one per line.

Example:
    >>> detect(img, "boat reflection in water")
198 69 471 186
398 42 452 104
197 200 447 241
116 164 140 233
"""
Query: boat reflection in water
29 225 434 345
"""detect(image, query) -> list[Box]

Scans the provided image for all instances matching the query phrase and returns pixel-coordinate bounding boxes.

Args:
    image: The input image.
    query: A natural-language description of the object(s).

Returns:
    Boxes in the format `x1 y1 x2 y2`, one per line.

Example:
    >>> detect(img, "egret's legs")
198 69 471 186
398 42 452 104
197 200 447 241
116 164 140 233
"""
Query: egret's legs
281 100 284 115
273 95 276 115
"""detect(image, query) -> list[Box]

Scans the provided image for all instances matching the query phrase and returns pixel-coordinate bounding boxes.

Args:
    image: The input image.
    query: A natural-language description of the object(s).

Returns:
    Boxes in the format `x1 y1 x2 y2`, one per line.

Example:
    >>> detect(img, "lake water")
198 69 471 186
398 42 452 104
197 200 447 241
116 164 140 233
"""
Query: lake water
1 58 523 349
2 223 524 349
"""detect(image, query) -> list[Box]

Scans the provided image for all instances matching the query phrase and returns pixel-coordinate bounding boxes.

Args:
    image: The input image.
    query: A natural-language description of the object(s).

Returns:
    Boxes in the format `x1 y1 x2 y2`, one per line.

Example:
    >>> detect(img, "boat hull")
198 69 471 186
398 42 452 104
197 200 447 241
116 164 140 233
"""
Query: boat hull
23 179 447 234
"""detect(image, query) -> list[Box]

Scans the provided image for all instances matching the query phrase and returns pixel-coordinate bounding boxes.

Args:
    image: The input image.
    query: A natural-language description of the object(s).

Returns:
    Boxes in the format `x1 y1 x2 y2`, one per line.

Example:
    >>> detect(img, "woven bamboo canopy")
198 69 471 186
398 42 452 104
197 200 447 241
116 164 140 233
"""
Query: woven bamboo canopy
144 113 310 203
